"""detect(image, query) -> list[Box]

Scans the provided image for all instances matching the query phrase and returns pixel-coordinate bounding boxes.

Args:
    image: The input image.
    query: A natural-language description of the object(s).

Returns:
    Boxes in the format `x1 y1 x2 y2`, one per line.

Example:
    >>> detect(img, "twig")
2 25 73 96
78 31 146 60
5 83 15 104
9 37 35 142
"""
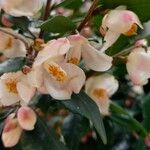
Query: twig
0 27 30 50
77 0 98 32
112 45 138 58
39 0 51 38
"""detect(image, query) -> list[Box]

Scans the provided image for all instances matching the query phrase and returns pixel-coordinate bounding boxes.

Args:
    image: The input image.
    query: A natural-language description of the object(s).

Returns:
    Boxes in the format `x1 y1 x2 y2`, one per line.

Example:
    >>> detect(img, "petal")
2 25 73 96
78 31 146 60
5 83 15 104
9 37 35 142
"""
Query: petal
95 98 110 116
17 106 37 130
33 38 71 67
2 116 22 148
44 72 72 100
127 48 150 85
27 66 43 88
100 30 120 52
0 0 43 17
82 43 113 71
3 39 27 58
59 63 86 93
17 80 36 104
66 35 83 64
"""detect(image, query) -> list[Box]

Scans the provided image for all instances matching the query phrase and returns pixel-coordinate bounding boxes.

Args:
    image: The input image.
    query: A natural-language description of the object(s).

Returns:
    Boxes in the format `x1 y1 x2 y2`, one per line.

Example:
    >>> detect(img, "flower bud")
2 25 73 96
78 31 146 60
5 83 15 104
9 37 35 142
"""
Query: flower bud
2 116 22 148
17 106 37 131
134 39 147 47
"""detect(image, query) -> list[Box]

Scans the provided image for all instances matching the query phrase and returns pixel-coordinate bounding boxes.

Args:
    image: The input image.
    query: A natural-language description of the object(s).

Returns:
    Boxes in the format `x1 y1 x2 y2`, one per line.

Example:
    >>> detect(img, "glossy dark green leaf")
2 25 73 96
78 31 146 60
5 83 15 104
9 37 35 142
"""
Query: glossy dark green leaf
110 102 147 137
21 117 68 150
40 16 76 33
62 114 90 150
0 57 26 74
61 91 107 144
142 93 150 131
101 0 150 22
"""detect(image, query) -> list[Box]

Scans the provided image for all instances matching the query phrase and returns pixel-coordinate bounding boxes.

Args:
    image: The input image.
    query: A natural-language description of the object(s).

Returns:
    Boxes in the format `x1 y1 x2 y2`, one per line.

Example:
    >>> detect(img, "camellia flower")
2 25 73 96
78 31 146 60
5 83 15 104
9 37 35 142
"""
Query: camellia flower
2 114 22 148
85 74 119 116
126 47 150 85
67 34 112 71
0 29 27 58
33 37 86 100
100 6 143 52
0 71 36 106
0 0 43 17
17 106 37 131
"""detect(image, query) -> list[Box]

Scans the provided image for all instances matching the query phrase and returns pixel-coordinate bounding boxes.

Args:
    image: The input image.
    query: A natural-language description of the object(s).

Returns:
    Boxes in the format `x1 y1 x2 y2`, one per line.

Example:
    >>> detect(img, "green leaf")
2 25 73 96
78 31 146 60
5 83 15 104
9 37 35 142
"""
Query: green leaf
61 91 107 144
142 93 150 131
0 57 26 74
21 117 68 150
101 0 150 22
110 102 147 137
62 114 90 150
55 0 83 9
106 35 130 56
40 16 76 33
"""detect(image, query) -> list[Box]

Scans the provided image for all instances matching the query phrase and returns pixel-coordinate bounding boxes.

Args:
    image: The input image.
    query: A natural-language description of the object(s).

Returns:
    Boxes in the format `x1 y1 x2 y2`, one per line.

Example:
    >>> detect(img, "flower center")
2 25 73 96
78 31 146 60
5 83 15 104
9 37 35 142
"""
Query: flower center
44 62 68 82
5 79 18 94
93 88 108 101
5 37 13 49
68 57 79 65
124 23 138 36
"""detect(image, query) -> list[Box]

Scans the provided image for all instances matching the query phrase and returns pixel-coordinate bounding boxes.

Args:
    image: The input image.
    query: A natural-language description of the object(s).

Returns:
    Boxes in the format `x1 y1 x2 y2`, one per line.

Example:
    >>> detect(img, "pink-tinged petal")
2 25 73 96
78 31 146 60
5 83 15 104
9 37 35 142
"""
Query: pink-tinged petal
27 66 43 88
37 84 48 94
2 116 22 148
33 38 71 67
0 0 43 17
66 35 83 65
17 106 37 130
4 39 26 58
17 80 36 104
82 43 113 71
104 9 143 33
59 63 86 93
44 73 72 100
134 39 148 47
100 30 120 52
127 48 150 85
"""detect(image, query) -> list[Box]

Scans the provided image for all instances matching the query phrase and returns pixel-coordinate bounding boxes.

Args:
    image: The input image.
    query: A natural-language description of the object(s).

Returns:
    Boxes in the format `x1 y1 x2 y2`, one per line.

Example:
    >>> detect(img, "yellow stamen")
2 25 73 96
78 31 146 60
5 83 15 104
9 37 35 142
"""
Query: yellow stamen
5 37 13 49
46 63 68 82
93 88 108 101
5 79 18 94
124 23 138 36
68 57 79 65
34 38 45 51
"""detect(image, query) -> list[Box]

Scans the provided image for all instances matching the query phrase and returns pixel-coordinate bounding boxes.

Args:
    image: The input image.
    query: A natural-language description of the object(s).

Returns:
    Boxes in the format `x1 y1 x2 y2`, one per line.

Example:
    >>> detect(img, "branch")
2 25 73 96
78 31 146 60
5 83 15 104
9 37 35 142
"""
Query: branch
77 0 98 32
39 0 51 38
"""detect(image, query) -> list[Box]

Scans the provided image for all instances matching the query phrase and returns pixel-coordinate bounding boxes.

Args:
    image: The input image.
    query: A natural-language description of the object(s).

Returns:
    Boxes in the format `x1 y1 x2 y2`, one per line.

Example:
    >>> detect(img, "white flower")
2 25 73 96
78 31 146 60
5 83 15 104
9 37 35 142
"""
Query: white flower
100 6 143 52
0 71 36 106
67 34 112 71
33 37 86 100
0 29 27 58
0 0 43 17
127 47 150 85
85 74 119 116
